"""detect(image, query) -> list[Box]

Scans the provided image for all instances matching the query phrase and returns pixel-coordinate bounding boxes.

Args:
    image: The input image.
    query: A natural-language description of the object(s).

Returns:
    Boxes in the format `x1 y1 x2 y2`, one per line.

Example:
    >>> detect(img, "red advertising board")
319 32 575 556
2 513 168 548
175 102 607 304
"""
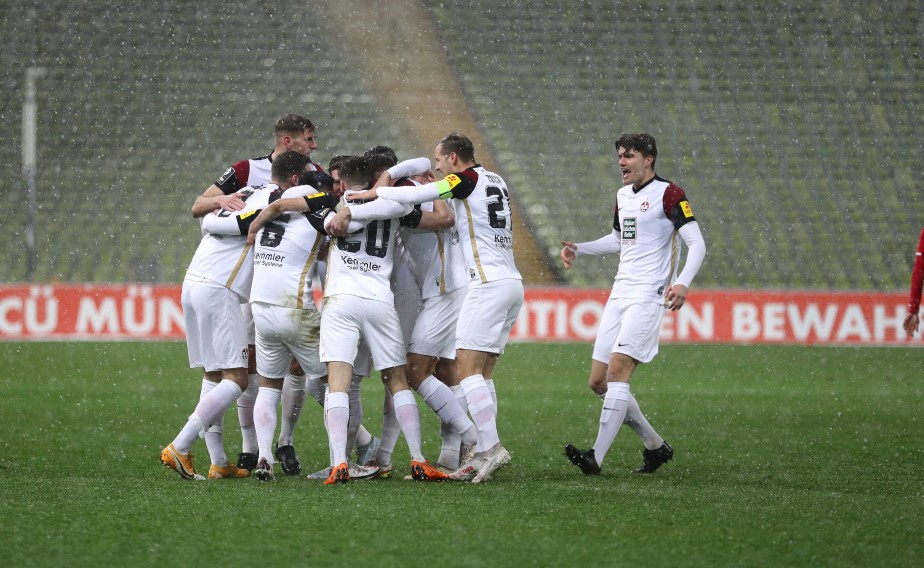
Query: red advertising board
0 284 919 345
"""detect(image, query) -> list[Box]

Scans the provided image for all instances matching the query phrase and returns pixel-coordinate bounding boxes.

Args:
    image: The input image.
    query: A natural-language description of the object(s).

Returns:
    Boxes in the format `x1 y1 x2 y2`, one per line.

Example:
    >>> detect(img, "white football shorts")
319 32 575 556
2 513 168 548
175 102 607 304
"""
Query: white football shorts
393 261 423 347
241 302 256 344
455 278 524 354
408 286 466 358
182 276 249 372
252 302 326 380
319 294 406 370
592 297 665 364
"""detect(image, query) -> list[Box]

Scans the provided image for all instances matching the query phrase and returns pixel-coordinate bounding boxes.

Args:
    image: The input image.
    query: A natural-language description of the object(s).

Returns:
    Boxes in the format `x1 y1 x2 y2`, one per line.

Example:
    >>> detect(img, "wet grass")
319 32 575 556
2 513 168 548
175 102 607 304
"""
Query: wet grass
1 342 922 567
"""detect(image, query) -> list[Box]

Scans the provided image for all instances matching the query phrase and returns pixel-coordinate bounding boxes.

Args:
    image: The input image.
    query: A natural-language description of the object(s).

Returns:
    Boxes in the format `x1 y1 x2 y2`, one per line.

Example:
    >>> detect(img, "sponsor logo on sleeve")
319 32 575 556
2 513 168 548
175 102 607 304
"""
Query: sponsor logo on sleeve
681 201 694 218
445 174 462 188
307 192 326 199
239 210 257 220
217 167 235 185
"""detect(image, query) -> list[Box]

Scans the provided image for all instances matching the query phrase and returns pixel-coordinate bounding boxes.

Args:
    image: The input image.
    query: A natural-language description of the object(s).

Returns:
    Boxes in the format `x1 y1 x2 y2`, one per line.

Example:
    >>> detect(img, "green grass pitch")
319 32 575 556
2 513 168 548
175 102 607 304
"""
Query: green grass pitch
1 342 922 567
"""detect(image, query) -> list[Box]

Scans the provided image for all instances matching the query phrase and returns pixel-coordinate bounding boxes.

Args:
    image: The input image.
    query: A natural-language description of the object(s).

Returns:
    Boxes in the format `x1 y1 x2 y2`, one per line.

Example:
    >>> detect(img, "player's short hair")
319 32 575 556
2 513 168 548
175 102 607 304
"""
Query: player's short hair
327 155 350 174
614 133 657 168
298 170 335 193
363 148 398 178
271 151 312 181
274 113 315 136
338 155 375 188
364 145 398 164
437 133 475 163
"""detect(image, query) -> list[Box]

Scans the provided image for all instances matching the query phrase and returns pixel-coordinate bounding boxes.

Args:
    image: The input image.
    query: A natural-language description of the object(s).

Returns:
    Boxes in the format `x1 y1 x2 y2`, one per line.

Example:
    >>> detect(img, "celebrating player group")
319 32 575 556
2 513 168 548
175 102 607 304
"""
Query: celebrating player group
160 115 520 484
159 114 705 486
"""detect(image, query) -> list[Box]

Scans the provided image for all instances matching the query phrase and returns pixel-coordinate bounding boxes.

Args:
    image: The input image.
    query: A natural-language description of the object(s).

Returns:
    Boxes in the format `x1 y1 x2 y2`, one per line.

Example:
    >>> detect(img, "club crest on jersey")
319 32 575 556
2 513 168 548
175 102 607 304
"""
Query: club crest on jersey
622 217 637 241
640 200 650 212
681 201 694 218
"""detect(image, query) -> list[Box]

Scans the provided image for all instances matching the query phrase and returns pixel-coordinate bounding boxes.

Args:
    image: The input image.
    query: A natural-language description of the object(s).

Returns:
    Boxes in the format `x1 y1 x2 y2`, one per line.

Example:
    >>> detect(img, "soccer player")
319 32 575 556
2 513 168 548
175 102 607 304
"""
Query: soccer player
357 148 478 475
347 133 523 483
293 168 381 482
159 155 316 481
190 114 324 473
559 133 706 476
903 225 924 337
247 155 448 484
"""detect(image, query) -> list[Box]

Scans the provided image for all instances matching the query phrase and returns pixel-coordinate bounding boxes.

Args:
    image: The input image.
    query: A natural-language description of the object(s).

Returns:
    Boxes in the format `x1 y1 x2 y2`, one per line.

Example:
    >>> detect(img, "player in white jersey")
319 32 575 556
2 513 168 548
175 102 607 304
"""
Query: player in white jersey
247 155 448 484
238 154 375 481
159 158 313 481
349 133 522 483
190 114 325 474
560 133 706 476
353 149 477 475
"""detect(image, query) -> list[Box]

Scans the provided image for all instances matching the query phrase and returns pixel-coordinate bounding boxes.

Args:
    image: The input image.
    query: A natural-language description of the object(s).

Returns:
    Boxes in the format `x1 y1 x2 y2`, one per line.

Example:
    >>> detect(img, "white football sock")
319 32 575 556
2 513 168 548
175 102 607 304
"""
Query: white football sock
173 379 242 455
485 378 498 415
624 392 664 450
254 387 282 464
278 373 306 447
392 389 425 463
376 387 401 467
460 374 500 452
353 375 374 448
306 375 325 406
236 373 259 454
326 391 350 467
346 376 364 456
198 378 226 463
419 375 476 440
592 382 631 465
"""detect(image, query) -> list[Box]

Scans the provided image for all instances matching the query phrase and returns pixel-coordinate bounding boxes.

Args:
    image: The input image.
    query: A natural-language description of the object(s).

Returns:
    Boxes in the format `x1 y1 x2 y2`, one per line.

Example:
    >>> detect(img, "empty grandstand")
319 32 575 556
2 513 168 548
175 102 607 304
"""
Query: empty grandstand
1 0 921 289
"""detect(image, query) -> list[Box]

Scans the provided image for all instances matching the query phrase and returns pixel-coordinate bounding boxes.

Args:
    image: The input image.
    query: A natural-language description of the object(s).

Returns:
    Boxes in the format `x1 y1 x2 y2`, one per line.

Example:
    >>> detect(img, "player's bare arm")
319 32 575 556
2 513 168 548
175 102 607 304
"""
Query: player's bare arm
246 198 307 244
413 201 454 231
191 185 246 218
327 208 353 237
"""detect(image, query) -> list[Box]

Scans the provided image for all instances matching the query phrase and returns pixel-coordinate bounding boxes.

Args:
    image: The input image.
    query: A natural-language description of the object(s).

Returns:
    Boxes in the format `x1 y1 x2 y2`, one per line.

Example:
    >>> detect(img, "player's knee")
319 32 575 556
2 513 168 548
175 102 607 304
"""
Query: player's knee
588 375 607 395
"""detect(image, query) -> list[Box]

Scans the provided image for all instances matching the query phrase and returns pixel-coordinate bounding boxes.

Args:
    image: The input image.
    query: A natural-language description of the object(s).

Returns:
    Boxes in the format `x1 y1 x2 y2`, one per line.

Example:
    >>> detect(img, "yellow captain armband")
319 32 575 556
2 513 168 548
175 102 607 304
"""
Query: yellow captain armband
437 174 462 199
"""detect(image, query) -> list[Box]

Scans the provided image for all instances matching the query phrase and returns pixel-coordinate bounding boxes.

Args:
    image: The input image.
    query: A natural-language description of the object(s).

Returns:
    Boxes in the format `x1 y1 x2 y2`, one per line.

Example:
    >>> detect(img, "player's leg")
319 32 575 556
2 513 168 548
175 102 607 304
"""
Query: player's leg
163 281 249 480
432 356 475 471
276 359 306 466
235 303 259 471
568 300 666 475
253 375 282 481
317 297 361 484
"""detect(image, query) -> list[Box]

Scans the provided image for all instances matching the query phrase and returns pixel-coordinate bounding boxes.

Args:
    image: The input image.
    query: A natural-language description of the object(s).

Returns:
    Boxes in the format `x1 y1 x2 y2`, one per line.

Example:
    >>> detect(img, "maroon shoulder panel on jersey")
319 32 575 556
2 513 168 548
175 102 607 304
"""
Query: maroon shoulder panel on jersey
448 168 480 199
663 183 696 229
214 159 250 195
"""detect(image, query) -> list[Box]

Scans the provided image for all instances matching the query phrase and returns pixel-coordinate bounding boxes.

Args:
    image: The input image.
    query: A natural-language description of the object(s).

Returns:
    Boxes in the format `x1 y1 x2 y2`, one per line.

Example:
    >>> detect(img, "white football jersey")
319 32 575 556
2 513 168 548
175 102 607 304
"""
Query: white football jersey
249 185 327 309
323 190 400 305
187 185 276 300
611 176 697 301
214 154 324 195
443 166 522 284
398 197 468 300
